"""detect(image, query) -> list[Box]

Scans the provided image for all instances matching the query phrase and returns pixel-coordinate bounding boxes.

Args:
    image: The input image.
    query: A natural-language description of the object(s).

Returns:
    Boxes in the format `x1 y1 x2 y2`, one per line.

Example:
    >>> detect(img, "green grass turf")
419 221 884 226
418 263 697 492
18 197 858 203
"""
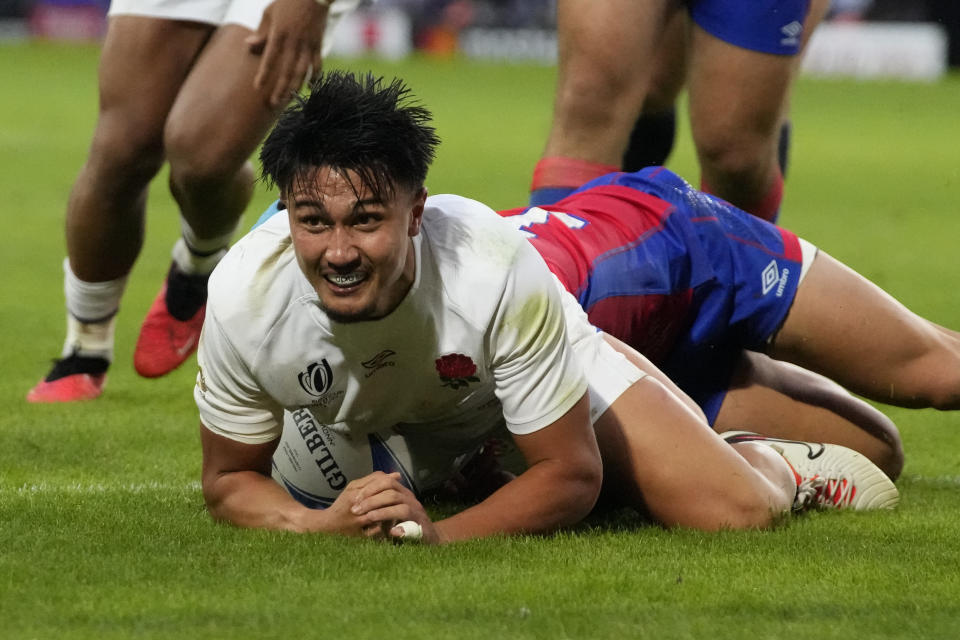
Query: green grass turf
2 41 960 638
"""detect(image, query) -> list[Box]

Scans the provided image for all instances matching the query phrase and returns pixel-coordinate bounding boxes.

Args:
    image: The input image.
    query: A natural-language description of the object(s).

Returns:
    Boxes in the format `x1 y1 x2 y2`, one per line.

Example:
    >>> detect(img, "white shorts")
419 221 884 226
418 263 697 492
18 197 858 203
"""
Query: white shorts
108 0 361 40
577 330 646 424
558 280 646 424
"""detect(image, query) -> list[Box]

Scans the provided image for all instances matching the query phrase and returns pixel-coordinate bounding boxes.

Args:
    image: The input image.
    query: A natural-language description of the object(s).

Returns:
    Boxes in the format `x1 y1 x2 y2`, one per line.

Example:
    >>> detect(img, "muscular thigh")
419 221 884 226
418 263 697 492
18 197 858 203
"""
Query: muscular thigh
686 0 824 149
592 373 778 529
165 24 283 171
96 17 212 146
687 28 794 153
547 0 676 162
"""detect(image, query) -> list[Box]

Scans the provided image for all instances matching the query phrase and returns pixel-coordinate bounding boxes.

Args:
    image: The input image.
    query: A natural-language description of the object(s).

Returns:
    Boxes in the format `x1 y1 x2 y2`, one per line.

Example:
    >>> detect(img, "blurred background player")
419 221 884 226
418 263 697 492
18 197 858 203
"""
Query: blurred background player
26 0 360 403
530 0 830 222
619 12 792 181
505 166 960 479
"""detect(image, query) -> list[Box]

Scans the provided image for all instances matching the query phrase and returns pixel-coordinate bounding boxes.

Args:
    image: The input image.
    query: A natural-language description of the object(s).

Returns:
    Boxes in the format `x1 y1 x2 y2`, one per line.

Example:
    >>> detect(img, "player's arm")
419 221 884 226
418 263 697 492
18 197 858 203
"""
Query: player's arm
195 303 410 537
346 393 601 544
200 425 418 537
435 392 601 542
353 233 606 542
423 232 604 540
200 426 305 530
246 0 330 107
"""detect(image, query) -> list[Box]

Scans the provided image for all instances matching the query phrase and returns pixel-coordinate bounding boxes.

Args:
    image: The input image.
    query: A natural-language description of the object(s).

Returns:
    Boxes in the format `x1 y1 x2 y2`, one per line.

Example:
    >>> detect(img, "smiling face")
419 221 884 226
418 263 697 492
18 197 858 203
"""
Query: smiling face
285 166 426 323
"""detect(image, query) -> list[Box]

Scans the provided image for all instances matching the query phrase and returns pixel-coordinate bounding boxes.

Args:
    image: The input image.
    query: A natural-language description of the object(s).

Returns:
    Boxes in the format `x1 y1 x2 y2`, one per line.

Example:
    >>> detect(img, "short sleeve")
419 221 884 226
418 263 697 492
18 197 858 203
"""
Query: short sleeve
489 241 589 434
194 308 284 444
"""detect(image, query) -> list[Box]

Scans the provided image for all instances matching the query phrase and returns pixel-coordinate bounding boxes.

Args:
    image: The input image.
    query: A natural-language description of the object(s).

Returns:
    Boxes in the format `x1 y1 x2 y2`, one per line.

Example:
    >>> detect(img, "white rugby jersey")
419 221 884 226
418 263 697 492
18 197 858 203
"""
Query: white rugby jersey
195 194 590 449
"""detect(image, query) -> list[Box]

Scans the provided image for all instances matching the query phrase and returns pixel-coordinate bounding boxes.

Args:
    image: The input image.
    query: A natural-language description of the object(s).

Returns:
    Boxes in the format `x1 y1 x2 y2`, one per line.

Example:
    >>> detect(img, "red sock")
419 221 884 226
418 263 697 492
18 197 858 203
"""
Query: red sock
530 156 619 192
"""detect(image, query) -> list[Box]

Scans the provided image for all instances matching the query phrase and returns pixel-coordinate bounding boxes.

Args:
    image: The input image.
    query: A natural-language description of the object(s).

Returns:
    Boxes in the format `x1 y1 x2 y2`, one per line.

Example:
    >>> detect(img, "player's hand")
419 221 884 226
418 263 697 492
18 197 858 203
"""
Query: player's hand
246 0 328 108
349 472 441 545
313 472 401 537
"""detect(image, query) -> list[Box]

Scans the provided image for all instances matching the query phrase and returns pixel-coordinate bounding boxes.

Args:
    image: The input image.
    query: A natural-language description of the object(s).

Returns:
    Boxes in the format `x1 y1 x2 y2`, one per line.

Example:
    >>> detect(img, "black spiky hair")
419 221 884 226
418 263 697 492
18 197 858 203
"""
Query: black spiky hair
259 71 440 200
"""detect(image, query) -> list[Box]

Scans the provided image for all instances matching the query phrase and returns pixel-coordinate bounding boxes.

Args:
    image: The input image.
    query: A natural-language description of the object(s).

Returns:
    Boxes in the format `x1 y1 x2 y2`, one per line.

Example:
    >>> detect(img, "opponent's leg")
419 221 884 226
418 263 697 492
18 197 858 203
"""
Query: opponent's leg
134 24 287 378
686 0 828 221
686 29 790 220
530 0 674 205
715 351 904 479
621 10 689 172
27 17 212 402
770 252 960 410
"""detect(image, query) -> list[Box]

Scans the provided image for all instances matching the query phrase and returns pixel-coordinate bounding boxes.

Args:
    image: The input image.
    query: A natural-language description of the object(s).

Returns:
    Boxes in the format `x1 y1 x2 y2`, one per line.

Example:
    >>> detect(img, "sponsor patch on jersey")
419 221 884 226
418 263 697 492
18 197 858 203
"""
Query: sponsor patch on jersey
298 359 334 397
362 349 397 378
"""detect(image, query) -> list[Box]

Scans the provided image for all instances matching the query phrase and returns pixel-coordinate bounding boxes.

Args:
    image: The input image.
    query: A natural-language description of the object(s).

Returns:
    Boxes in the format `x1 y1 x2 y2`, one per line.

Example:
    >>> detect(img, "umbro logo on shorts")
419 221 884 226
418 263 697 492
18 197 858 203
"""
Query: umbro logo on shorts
761 260 791 297
780 21 803 47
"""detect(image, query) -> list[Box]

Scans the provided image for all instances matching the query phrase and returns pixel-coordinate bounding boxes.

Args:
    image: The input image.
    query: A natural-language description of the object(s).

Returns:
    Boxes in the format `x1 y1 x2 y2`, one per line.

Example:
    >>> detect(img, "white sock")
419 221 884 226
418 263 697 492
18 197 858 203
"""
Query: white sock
62 314 116 361
174 218 235 276
171 238 227 277
62 258 127 360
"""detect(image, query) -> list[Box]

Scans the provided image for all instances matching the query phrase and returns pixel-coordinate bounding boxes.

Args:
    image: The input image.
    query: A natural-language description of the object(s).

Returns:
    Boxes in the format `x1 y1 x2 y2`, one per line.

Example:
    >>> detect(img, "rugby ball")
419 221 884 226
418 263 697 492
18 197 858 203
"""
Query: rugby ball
271 407 465 508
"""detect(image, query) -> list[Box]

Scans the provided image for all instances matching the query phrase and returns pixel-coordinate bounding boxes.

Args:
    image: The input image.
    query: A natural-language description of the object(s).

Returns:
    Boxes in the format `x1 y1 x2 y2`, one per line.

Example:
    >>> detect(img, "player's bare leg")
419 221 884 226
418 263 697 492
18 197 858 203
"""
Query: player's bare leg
600 336 792 529
166 24 287 239
597 335 898 526
69 18 212 281
27 17 212 402
686 0 827 221
593 372 795 530
715 351 904 479
769 252 960 410
134 24 288 378
530 0 675 204
686 30 791 220
621 10 689 171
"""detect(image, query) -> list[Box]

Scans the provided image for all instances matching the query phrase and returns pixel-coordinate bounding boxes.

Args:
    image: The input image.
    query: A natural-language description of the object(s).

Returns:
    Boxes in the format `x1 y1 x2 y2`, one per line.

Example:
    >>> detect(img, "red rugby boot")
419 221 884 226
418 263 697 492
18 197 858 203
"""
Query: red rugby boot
26 353 108 403
133 264 208 378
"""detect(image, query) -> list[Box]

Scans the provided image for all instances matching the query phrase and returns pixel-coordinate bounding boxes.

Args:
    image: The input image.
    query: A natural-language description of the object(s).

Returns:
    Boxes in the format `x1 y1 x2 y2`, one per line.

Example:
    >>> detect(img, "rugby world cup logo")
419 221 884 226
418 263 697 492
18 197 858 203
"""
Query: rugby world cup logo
299 359 334 397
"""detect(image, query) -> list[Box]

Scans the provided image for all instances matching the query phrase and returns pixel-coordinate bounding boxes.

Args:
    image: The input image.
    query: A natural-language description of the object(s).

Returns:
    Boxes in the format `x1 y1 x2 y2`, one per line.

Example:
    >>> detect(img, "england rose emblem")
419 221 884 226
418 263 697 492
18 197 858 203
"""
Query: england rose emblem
435 353 480 389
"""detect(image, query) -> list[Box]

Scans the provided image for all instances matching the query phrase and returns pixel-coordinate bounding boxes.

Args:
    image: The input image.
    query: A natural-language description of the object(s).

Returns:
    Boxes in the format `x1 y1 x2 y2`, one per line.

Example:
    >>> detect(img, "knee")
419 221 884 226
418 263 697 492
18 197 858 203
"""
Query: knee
164 119 250 190
896 336 960 411
556 64 646 128
875 438 904 482
857 411 904 481
660 490 781 531
923 352 960 412
694 127 773 184
86 114 166 188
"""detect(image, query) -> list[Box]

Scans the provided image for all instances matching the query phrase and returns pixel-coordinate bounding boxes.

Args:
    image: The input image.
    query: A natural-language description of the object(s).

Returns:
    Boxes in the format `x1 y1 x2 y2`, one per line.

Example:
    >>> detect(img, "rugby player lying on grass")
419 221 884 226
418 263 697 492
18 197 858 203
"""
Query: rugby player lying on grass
500 166 960 481
197 71 896 545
